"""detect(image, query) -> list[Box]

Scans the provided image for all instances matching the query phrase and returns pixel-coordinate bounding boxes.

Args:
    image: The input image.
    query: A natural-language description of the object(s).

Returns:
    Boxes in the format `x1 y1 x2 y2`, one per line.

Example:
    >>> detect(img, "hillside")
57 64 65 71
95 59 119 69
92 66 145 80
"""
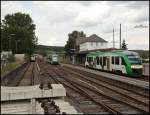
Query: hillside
130 50 149 59
34 45 149 59
35 45 65 56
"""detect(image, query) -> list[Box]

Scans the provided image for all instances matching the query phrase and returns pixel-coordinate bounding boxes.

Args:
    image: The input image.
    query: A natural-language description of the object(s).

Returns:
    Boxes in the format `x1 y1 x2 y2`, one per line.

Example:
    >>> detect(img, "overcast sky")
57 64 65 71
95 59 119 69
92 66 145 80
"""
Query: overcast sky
1 1 149 50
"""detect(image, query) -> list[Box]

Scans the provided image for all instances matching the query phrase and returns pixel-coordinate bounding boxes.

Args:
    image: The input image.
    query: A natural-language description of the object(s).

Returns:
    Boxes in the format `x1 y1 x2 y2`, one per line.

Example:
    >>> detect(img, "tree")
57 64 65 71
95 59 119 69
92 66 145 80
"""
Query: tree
121 39 127 50
1 12 38 55
64 30 86 55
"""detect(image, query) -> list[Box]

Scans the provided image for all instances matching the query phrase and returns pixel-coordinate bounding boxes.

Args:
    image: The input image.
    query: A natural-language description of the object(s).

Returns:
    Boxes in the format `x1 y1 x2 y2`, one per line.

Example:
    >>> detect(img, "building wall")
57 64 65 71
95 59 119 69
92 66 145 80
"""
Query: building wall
14 54 25 61
80 42 108 51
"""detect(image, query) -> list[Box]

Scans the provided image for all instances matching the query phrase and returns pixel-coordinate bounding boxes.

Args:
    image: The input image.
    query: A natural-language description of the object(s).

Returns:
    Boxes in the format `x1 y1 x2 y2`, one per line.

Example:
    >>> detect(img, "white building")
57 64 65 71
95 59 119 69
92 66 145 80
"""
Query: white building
14 54 25 61
76 34 108 52
1 51 13 68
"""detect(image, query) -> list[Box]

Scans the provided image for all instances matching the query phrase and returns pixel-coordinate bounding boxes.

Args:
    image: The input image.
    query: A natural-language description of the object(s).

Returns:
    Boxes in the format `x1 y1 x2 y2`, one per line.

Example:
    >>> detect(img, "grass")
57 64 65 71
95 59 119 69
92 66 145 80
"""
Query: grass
1 59 25 76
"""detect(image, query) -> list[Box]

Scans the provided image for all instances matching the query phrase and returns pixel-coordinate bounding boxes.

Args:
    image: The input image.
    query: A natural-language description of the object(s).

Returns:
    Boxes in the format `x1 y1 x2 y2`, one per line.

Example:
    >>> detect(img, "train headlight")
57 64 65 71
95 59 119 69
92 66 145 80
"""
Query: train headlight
131 65 143 69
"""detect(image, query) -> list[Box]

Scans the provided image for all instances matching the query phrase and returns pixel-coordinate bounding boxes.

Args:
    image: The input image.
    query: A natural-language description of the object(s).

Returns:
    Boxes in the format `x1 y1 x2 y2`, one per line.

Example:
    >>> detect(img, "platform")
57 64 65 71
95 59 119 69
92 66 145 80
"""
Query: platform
1 84 78 114
62 64 149 90
1 84 66 101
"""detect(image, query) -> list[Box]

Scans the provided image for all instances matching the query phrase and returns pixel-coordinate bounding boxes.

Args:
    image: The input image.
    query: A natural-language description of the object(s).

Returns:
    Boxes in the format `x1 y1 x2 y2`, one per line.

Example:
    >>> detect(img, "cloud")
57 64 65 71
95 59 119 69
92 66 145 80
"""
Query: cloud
1 1 24 19
74 2 110 27
1 1 149 50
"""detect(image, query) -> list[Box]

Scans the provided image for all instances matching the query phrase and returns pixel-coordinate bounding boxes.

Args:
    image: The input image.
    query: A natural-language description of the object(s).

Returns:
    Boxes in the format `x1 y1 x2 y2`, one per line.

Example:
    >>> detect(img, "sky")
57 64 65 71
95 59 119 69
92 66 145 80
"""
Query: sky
1 1 149 50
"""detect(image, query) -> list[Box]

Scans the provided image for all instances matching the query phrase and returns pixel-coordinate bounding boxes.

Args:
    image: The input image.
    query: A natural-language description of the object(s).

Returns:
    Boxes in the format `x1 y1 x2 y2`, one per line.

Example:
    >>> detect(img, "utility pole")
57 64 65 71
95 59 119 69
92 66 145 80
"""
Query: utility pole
113 28 115 48
120 23 121 49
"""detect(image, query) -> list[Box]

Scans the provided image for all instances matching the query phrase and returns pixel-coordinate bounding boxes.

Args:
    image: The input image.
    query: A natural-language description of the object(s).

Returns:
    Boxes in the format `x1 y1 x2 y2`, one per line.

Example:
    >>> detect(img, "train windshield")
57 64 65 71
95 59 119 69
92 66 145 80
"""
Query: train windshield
127 55 141 65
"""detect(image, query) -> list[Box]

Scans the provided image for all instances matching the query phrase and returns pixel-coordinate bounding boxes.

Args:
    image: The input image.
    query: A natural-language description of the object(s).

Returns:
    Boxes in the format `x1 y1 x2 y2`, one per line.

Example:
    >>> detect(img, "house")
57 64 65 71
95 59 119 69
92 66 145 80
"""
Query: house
73 34 118 65
1 51 13 68
76 34 108 52
1 51 12 59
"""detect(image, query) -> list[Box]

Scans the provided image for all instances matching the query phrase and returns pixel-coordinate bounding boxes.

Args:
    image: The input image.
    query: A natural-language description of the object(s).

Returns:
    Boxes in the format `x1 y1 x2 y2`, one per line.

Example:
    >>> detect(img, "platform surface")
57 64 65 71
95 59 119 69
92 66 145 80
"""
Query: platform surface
62 64 149 89
1 84 66 101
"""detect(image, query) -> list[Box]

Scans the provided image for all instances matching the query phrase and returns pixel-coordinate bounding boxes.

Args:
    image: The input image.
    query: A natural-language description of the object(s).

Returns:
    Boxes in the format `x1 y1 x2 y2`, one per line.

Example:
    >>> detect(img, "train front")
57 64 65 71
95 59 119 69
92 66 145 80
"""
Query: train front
126 51 143 77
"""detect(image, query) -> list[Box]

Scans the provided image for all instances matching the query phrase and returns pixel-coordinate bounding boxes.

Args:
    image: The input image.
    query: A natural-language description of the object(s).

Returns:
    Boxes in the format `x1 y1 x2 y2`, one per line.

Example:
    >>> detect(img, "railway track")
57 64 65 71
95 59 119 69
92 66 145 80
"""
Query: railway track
62 67 149 104
37 61 149 114
1 62 36 86
53 67 149 114
19 62 35 86
64 65 149 97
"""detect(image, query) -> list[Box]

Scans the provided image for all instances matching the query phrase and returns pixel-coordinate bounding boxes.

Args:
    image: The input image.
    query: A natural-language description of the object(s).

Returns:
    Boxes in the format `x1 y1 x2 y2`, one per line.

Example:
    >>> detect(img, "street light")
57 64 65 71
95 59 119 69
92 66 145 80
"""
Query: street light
16 40 20 54
8 34 15 51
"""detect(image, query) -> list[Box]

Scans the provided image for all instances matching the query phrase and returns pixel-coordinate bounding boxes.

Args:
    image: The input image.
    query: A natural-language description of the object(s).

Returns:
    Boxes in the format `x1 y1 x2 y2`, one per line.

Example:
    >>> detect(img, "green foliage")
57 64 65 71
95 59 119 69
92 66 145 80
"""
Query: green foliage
24 54 30 61
64 30 86 55
1 12 38 55
1 59 24 76
7 54 15 62
131 50 149 59
34 45 64 56
121 39 127 50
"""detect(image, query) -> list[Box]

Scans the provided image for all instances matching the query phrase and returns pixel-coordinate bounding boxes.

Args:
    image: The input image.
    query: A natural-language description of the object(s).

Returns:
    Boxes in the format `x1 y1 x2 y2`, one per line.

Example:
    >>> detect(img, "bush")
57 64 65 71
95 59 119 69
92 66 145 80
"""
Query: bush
24 54 30 61
7 54 15 62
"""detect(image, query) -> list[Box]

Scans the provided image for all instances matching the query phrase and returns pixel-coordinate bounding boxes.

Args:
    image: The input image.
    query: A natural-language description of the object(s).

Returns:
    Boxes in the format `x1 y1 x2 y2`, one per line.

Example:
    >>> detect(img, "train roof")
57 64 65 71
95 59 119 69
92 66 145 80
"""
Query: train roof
87 50 140 57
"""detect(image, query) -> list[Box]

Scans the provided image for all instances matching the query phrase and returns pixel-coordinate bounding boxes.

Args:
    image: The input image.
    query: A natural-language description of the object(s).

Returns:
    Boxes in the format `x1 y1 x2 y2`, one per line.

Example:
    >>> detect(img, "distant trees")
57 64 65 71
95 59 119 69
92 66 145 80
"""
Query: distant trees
121 39 128 50
1 12 38 55
64 30 86 55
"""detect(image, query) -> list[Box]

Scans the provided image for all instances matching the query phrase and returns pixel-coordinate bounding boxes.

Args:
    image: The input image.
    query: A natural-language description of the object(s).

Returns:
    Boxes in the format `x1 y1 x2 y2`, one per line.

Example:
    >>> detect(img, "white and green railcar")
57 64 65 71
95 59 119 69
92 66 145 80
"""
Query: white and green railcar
47 54 59 65
85 50 143 77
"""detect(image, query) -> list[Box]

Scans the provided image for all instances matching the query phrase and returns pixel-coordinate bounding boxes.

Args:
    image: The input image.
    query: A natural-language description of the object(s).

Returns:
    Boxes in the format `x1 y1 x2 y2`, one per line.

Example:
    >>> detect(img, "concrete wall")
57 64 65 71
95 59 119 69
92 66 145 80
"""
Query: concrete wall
14 54 25 61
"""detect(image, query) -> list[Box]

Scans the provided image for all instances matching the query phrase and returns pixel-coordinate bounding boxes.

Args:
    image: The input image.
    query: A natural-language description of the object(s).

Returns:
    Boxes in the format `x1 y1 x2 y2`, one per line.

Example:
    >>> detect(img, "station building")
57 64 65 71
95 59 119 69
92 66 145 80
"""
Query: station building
74 34 118 65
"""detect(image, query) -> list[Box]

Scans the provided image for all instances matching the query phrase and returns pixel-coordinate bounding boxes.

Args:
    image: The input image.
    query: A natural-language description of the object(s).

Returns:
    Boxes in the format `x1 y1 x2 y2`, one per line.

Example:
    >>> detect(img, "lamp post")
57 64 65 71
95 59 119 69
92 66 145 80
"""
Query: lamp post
8 34 15 51
16 40 20 54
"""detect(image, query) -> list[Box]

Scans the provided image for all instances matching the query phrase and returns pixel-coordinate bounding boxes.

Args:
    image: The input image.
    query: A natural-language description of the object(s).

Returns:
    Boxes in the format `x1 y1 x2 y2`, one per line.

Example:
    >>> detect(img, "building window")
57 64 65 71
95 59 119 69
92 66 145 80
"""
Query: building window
101 42 103 46
115 57 119 65
96 42 98 46
91 42 93 46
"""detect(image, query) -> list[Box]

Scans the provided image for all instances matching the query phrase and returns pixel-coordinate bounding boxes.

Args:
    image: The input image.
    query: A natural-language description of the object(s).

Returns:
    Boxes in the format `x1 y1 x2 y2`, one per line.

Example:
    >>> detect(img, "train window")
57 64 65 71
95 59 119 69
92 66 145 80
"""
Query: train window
112 57 114 64
91 57 93 61
115 57 119 65
103 57 106 65
121 57 125 65
100 57 102 65
87 57 90 62
89 57 91 62
89 57 93 62
96 57 99 65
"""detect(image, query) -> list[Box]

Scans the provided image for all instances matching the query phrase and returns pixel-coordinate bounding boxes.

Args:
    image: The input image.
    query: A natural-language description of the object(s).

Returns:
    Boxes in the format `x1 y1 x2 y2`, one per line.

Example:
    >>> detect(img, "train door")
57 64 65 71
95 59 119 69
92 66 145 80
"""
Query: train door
96 56 101 69
111 56 115 71
100 56 103 70
85 56 88 67
107 57 110 70
114 56 120 70
120 57 127 74
114 56 122 73
102 56 106 70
